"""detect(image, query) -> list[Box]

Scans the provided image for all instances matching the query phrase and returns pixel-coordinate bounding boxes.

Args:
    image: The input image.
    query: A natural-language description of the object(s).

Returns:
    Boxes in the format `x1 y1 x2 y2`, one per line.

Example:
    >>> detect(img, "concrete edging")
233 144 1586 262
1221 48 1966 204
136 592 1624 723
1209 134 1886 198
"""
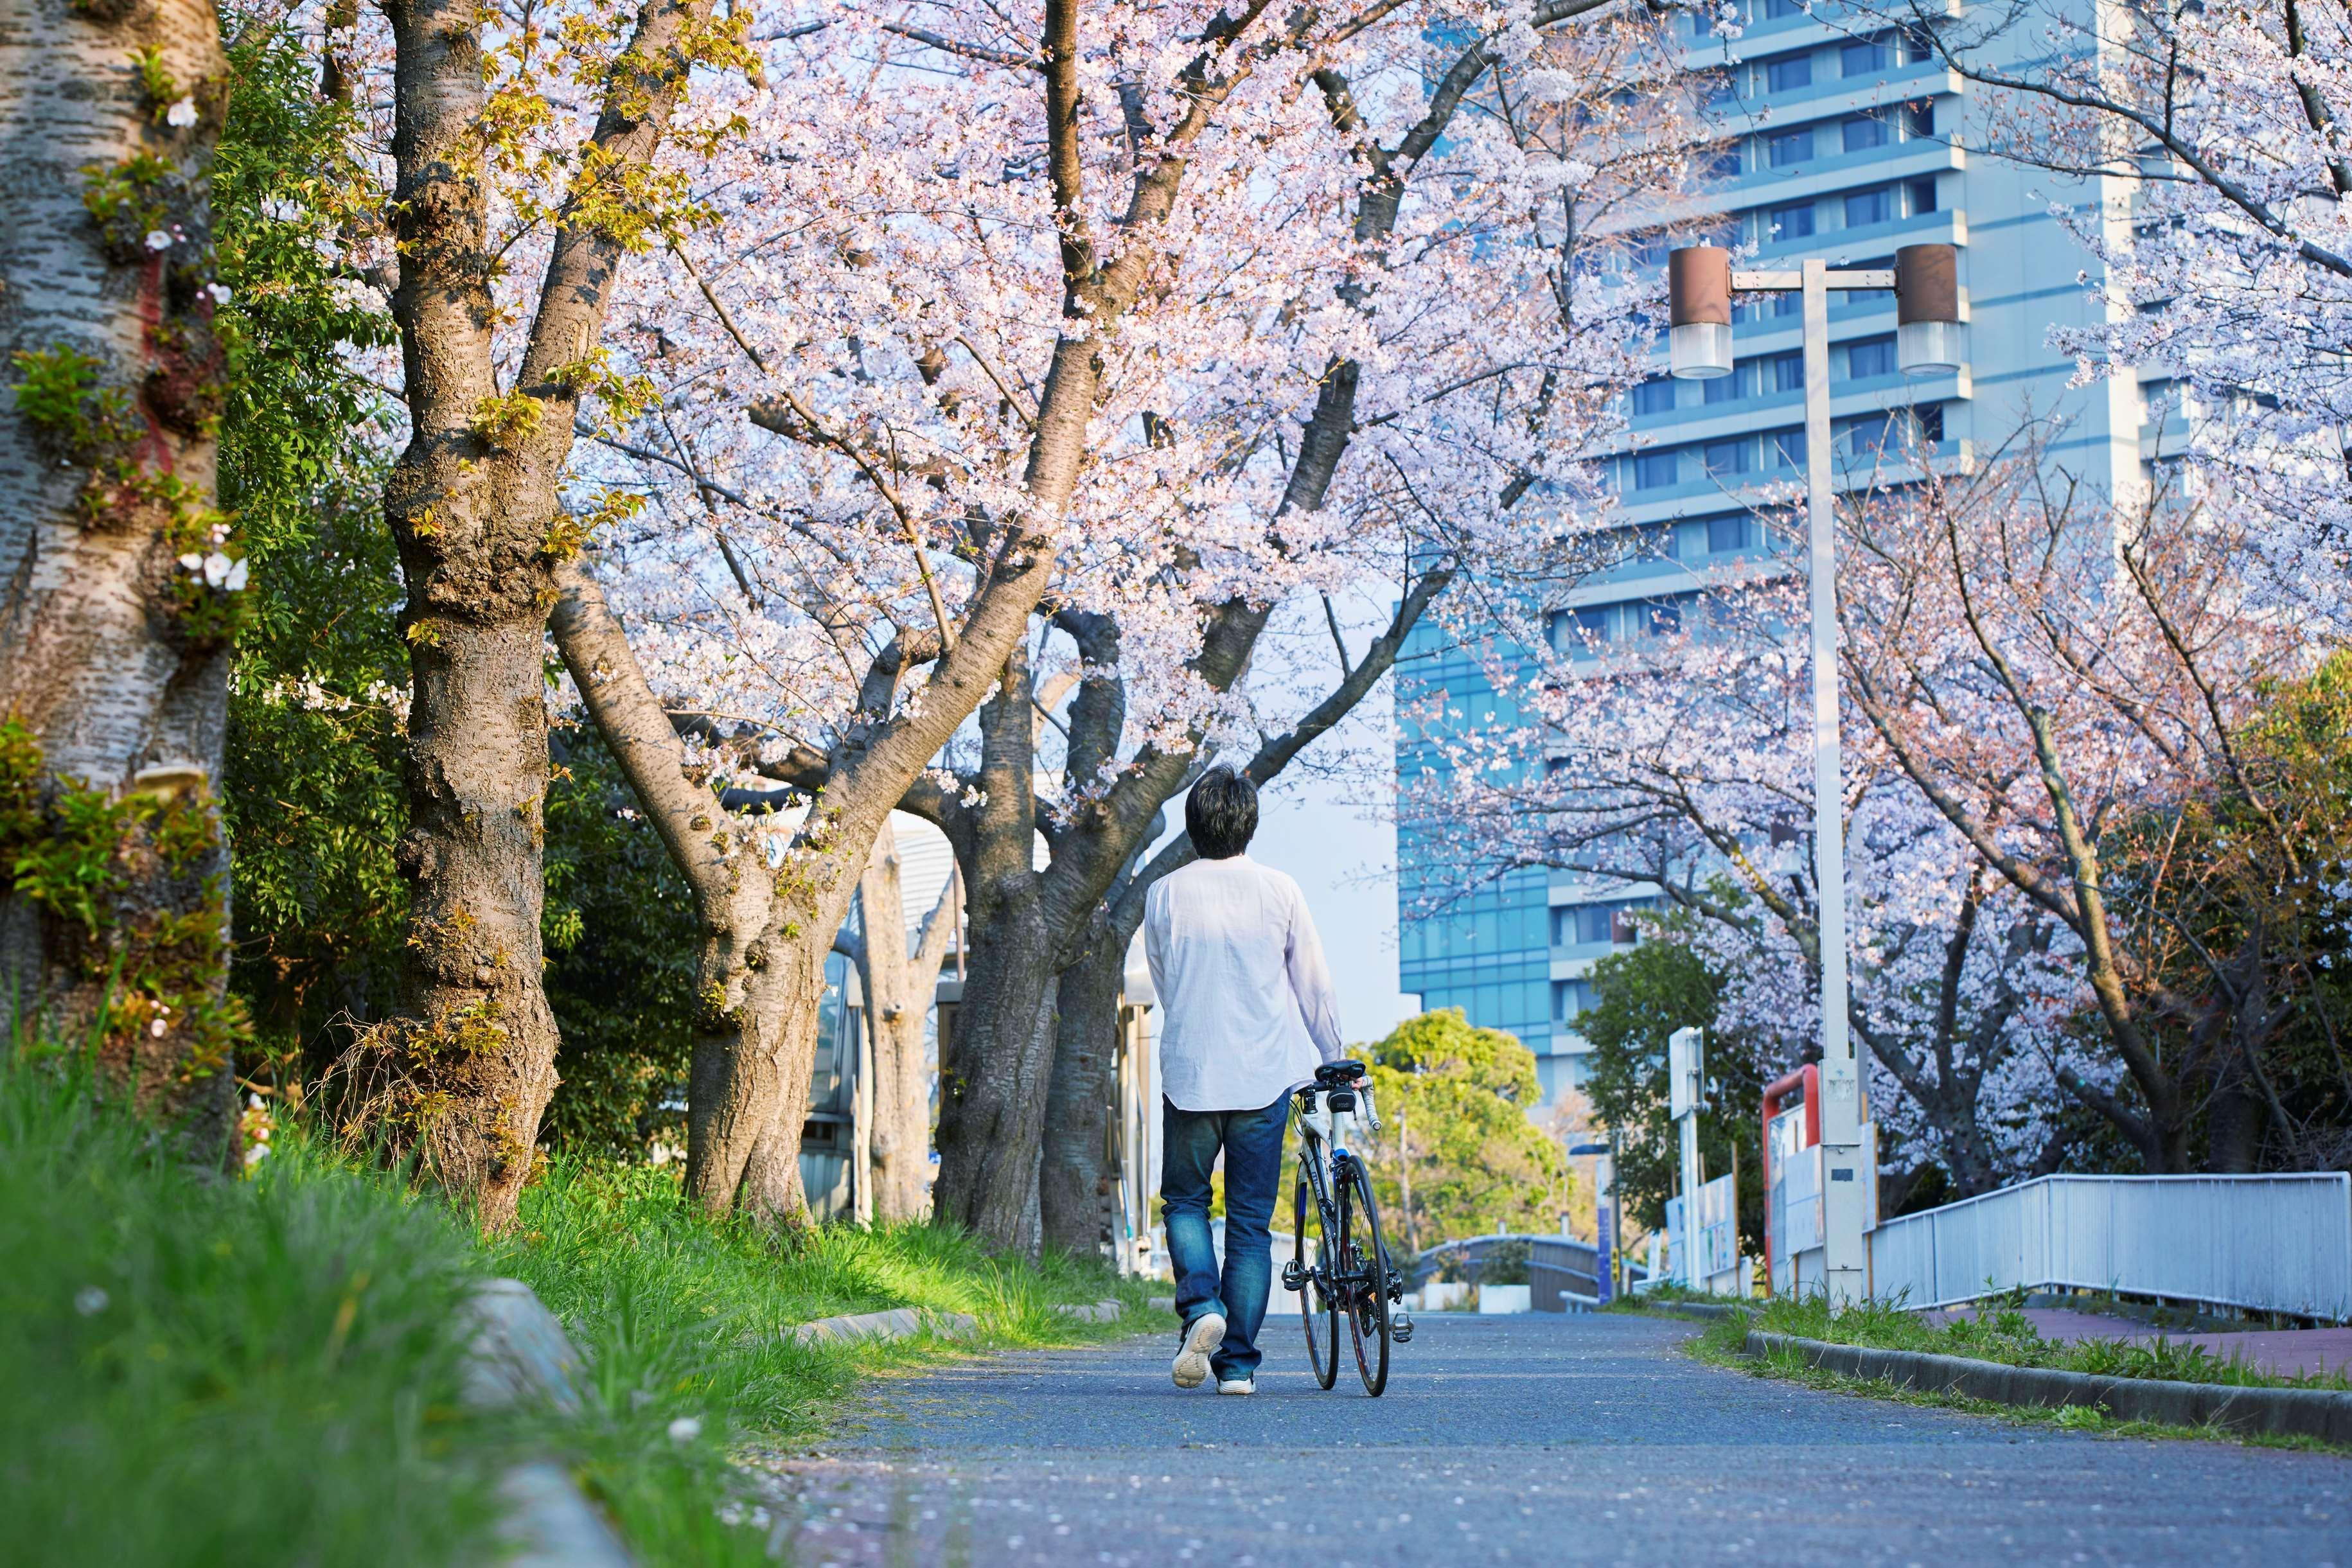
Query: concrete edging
461 1278 635 1567
1648 1300 1744 1321
784 1306 980 1347
1051 1299 1125 1324
1746 1328 2352 1443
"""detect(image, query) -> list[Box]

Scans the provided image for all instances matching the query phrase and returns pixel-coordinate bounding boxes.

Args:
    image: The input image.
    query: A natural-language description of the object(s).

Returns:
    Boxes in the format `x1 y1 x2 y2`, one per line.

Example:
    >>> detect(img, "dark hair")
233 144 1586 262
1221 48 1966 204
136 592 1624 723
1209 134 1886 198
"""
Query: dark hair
1185 765 1258 859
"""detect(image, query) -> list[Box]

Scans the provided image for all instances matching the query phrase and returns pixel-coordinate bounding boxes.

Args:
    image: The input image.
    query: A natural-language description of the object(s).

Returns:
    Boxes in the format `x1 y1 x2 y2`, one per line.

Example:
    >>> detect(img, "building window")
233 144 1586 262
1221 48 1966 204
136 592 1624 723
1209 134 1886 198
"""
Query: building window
1704 143 1743 180
1771 427 1807 468
1765 0 1806 15
1708 515 1753 553
1909 177 1939 215
1846 335 1897 379
1900 24 1934 62
1916 401 1946 442
1634 450 1680 490
1769 201 1815 240
1906 100 1935 138
1772 352 1804 393
1647 597 1686 637
1702 360 1749 405
1557 897 1661 949
1553 604 1611 656
1767 128 1813 168
1765 52 1812 92
1704 438 1752 477
1632 376 1676 415
1841 34 1889 76
1553 978 1595 1021
1843 114 1887 154
1845 187 1893 227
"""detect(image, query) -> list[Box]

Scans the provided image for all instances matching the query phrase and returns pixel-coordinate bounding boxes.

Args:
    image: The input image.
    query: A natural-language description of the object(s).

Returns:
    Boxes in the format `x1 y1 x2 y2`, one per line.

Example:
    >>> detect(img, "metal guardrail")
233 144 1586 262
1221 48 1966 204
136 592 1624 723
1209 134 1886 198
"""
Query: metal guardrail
1866 1173 2352 1321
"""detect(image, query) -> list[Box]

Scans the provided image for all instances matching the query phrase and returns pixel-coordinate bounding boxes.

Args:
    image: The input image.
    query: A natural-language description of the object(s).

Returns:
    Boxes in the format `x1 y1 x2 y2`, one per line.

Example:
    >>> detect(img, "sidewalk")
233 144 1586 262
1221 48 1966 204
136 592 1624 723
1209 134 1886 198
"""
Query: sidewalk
1926 1305 2352 1379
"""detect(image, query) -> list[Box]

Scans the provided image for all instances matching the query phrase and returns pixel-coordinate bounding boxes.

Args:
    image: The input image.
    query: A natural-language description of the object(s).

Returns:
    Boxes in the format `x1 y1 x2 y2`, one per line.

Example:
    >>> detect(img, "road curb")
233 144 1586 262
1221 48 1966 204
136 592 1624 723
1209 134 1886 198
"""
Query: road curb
1052 1299 1125 1323
462 1278 635 1566
1647 1301 1744 1321
1746 1328 2352 1443
785 1305 980 1347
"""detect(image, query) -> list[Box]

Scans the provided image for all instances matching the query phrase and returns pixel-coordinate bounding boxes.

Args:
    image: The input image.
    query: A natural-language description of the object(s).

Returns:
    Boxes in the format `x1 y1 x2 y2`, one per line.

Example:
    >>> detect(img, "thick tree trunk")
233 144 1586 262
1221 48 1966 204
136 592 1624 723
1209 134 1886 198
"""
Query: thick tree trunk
0 0 236 1160
853 819 956 1223
375 0 713 1228
933 645 1064 1249
1038 917 1124 1256
707 863 860 1216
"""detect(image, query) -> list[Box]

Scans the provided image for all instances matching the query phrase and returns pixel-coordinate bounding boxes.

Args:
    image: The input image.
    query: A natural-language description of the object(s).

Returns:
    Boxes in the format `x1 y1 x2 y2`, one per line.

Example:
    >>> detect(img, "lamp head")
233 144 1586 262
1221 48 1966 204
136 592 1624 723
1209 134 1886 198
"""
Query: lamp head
1667 245 1735 380
1895 243 1963 377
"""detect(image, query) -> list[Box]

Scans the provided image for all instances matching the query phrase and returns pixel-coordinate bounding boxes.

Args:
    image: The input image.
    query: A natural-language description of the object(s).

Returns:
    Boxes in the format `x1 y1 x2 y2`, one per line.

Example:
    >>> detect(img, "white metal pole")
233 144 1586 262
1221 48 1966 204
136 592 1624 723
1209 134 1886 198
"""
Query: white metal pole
1677 1112 1702 1288
1801 258 1868 1305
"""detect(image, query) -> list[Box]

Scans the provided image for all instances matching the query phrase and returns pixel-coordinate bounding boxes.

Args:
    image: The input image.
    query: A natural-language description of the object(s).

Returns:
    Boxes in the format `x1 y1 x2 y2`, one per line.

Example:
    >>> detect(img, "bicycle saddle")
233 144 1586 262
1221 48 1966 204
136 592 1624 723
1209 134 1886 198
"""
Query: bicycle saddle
1314 1059 1366 1086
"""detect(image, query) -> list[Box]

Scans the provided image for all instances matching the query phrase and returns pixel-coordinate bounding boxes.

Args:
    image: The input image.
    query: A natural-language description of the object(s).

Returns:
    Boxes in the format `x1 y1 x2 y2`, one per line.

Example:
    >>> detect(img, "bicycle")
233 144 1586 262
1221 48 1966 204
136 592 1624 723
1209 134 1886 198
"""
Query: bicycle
1280 1059 1413 1395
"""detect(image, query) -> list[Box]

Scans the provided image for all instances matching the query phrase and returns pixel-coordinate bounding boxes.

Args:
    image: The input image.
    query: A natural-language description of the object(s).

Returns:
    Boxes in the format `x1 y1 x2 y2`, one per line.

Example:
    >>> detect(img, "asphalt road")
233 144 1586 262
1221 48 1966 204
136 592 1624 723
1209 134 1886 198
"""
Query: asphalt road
750 1310 2352 1566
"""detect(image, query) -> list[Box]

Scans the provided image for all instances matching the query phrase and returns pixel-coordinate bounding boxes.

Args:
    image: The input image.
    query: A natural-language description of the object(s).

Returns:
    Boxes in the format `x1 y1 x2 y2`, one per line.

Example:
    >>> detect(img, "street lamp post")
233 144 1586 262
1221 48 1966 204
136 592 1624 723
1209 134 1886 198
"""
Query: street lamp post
1665 242 1962 1306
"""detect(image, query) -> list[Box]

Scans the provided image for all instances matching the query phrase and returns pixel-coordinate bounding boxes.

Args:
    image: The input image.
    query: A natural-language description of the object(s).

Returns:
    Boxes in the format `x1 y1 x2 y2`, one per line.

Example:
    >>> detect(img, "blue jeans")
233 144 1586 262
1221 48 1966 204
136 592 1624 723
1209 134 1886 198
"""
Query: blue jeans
1161 1092 1289 1381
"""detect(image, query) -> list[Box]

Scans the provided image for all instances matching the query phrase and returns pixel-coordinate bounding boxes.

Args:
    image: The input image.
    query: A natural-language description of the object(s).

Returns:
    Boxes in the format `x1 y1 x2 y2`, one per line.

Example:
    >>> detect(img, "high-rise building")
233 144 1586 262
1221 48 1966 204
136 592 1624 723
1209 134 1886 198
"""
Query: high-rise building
1396 0 2151 1104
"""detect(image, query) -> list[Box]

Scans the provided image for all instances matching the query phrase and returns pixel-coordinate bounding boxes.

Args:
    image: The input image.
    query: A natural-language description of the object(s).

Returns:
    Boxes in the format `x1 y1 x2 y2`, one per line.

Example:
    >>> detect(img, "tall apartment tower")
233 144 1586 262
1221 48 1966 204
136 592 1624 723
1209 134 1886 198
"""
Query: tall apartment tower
1395 0 2150 1104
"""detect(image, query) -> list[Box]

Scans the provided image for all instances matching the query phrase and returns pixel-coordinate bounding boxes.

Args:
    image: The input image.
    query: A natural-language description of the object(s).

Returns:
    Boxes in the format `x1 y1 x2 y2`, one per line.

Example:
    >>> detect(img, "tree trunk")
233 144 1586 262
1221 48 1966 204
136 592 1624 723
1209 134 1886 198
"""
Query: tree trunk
0 0 237 1161
375 0 714 1229
550 553 780 1197
933 644 1063 1250
1039 916 1125 1256
853 818 957 1224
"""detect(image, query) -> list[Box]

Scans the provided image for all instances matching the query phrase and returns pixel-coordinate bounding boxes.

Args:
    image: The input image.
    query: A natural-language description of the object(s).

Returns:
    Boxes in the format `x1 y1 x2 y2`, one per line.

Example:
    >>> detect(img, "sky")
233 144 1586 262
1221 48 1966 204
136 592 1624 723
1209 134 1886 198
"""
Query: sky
1241 744 1420 1046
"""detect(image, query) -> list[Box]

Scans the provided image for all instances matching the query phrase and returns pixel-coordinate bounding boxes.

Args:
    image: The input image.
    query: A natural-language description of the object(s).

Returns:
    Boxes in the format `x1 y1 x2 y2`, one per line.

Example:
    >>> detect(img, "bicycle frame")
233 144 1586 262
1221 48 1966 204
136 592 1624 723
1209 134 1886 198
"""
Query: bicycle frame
1290 1085 1379 1298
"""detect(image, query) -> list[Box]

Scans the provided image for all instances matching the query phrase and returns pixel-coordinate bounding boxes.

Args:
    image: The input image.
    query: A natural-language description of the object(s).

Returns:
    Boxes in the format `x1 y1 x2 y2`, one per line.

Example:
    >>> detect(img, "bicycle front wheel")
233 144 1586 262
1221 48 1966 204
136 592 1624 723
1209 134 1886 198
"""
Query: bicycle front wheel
1296 1161 1339 1388
1338 1156 1392 1396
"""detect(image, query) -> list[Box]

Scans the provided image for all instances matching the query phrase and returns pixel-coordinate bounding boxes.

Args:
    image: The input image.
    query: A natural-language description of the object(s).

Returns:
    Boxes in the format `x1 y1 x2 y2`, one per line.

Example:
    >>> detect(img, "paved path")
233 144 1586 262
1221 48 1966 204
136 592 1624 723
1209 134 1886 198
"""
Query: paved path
752 1311 2352 1566
1926 1305 2352 1379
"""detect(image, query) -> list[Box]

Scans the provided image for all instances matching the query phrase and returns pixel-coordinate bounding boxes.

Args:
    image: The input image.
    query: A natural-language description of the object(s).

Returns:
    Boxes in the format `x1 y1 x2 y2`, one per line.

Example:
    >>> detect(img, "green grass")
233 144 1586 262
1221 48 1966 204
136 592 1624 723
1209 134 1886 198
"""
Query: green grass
0 1045 508 1567
1724 1293 2352 1392
494 1158 1156 1558
1675 1306 2352 1453
2 1046 1155 1567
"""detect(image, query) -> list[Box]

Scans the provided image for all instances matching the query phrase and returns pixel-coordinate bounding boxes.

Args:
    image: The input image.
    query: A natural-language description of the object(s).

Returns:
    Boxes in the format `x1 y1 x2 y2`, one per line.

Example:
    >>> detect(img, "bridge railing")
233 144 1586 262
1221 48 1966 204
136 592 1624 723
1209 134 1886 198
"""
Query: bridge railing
1863 1172 2352 1320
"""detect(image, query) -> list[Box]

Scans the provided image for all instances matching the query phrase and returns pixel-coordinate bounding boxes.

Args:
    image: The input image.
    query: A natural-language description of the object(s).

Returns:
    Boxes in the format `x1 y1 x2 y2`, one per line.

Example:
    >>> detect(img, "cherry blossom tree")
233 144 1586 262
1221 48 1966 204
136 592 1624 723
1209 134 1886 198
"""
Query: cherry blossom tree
292 0 765 1227
555 0 1521 1222
1404 529 2089 1195
1843 437 2321 1172
1881 0 2352 628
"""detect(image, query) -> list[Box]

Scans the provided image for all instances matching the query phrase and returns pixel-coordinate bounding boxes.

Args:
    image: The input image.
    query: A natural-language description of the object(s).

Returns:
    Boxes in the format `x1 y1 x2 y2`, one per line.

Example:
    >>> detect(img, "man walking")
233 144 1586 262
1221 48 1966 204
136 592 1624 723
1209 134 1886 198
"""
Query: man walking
1147 766 1346 1395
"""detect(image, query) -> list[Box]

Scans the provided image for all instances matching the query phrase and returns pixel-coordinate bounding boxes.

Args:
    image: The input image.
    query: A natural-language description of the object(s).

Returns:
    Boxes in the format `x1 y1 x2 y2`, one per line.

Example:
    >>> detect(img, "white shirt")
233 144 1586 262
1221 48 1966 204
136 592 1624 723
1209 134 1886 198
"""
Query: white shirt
1145 854 1346 1111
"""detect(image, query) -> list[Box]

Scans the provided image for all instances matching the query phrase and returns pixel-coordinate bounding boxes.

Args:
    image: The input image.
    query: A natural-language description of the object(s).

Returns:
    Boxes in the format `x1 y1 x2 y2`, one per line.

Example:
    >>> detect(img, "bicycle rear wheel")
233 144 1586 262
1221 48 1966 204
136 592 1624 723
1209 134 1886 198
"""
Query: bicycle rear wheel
1338 1156 1392 1396
1295 1161 1339 1388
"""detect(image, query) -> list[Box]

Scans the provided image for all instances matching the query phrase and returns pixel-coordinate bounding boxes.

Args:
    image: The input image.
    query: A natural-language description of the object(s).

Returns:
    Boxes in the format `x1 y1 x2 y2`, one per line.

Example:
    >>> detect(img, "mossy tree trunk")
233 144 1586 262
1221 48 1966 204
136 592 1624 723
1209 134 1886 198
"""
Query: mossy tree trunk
0 0 238 1162
375 0 716 1229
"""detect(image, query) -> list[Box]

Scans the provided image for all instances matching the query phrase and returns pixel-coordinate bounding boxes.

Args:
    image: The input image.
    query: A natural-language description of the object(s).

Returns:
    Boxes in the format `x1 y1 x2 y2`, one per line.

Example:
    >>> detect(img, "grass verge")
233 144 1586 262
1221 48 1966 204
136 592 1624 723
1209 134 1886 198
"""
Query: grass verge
3 1044 1154 1566
1665 1301 2352 1454
1 1044 507 1565
497 1158 1157 1557
1733 1294 2351 1391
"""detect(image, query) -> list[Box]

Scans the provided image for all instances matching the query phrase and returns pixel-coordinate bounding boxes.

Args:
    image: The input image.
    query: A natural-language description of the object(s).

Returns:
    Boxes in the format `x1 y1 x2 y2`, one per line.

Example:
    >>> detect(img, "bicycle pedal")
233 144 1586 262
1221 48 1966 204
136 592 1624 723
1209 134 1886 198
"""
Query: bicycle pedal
1280 1261 1305 1292
1391 1312 1415 1344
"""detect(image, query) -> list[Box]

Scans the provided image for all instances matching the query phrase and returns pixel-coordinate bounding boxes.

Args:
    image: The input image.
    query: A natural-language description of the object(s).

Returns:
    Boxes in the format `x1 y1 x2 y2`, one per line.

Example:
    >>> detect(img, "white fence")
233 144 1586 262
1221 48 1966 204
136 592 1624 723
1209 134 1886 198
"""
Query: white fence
1865 1173 2352 1321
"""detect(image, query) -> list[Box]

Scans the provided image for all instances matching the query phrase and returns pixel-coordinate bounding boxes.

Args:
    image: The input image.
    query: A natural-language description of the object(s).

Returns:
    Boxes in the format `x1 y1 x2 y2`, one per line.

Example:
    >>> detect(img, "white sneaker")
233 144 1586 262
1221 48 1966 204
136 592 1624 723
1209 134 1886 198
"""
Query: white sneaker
1217 1377 1255 1396
1172 1312 1226 1389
